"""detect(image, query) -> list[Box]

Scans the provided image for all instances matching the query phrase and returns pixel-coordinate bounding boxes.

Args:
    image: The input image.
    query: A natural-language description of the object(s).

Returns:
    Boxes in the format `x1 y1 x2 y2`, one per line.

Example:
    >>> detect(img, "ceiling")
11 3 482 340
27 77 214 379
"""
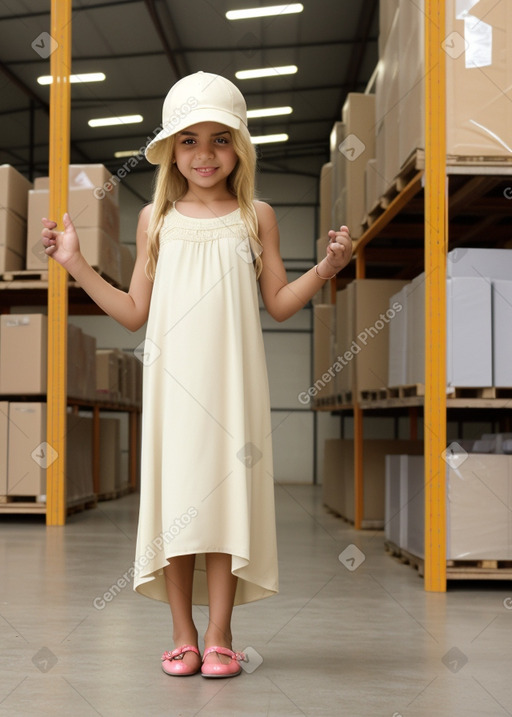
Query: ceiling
0 0 378 201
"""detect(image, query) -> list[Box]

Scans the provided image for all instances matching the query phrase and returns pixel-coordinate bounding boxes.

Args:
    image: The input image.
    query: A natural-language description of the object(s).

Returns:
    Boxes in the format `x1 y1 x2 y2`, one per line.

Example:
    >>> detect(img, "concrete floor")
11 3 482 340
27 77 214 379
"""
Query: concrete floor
1 484 511 717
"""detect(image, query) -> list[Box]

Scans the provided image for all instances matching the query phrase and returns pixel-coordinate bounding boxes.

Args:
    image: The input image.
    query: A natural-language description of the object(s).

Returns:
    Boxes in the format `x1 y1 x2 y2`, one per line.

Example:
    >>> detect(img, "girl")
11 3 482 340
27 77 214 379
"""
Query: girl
41 71 352 678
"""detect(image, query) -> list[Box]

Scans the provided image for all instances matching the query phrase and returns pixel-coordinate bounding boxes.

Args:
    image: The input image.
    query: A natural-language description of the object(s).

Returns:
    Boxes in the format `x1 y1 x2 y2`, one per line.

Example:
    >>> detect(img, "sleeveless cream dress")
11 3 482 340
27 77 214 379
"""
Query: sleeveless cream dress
133 205 278 605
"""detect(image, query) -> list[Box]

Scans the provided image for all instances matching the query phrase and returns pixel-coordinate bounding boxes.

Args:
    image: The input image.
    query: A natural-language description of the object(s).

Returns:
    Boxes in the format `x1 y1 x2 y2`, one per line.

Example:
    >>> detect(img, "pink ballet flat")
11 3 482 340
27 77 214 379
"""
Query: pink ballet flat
161 645 201 676
201 646 246 678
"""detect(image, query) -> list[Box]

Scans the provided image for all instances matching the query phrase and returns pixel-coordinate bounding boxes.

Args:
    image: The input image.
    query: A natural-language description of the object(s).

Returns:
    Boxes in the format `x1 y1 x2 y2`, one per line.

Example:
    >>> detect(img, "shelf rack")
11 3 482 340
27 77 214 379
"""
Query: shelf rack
316 1 512 592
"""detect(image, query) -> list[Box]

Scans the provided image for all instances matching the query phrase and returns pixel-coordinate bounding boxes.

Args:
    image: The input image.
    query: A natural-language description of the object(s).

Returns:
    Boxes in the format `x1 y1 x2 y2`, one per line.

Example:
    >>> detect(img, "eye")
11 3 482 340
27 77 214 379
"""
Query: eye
181 137 195 145
215 137 229 144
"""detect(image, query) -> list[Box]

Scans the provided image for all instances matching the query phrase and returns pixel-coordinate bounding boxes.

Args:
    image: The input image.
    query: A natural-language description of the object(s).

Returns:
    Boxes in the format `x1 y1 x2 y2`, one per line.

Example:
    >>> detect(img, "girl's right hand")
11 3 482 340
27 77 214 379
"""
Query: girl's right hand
41 213 81 270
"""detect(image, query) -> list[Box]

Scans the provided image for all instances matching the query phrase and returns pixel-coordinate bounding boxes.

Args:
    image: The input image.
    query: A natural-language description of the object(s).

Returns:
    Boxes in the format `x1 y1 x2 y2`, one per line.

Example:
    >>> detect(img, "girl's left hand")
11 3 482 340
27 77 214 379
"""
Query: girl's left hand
326 225 352 272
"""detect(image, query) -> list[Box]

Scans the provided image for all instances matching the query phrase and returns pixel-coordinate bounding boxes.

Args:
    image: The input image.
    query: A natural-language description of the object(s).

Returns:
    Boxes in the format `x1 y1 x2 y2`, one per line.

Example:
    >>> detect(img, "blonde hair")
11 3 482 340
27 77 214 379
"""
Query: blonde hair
145 125 262 281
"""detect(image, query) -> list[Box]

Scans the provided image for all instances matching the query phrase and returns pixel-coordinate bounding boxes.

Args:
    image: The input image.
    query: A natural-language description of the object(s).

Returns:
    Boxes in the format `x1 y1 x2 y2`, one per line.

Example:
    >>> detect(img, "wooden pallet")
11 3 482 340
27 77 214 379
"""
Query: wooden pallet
385 541 512 580
361 150 425 231
0 269 49 283
384 541 424 578
0 494 97 515
97 484 133 502
447 386 512 399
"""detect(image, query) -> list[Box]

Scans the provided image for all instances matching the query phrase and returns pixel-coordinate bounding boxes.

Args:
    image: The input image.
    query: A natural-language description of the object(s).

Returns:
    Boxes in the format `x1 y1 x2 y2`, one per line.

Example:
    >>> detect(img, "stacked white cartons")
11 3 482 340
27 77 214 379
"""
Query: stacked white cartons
387 283 410 387
406 274 426 386
385 454 425 556
322 439 347 517
364 159 379 217
384 454 401 544
447 277 492 387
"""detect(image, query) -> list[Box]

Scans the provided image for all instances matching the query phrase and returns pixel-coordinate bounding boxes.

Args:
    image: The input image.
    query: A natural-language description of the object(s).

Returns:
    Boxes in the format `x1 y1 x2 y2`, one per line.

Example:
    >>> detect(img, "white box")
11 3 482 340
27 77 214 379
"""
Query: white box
385 454 401 544
447 277 492 387
388 284 410 386
447 248 512 280
492 280 512 386
406 273 426 385
401 455 425 558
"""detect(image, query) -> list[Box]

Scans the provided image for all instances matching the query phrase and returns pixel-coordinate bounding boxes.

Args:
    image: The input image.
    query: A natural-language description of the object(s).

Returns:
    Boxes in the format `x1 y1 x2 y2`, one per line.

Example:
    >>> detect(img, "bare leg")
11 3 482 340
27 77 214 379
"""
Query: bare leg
163 554 200 670
203 552 238 665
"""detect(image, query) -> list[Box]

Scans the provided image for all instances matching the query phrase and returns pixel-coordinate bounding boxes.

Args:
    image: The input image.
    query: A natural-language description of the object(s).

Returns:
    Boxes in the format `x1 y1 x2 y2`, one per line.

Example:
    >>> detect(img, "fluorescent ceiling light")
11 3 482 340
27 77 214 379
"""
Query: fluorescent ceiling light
251 133 289 144
88 114 143 128
236 65 298 80
37 72 106 85
114 150 143 158
226 3 303 20
247 106 293 119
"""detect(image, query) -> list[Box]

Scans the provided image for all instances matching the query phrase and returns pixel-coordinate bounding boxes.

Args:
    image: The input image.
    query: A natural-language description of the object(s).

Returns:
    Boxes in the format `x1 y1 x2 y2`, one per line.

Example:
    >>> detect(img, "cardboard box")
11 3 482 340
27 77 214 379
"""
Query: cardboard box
492 280 512 386
96 349 120 402
119 243 135 290
33 164 119 204
67 324 84 400
398 0 425 168
98 417 120 494
313 304 336 401
27 187 120 270
447 454 512 560
0 165 32 219
375 9 400 196
323 438 350 517
328 439 424 528
397 0 512 160
364 158 379 215
81 332 97 401
0 402 8 495
446 0 512 158
7 402 46 496
0 207 26 270
66 413 94 501
350 280 408 394
0 314 47 394
342 93 376 238
330 121 346 215
447 277 492 387
335 286 355 396
319 162 333 240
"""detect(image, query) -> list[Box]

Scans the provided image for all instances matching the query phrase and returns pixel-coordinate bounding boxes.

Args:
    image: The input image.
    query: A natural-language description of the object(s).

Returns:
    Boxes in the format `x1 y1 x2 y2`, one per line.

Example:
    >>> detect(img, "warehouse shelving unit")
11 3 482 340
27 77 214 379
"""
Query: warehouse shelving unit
0 277 141 516
315 0 512 592
0 1 141 523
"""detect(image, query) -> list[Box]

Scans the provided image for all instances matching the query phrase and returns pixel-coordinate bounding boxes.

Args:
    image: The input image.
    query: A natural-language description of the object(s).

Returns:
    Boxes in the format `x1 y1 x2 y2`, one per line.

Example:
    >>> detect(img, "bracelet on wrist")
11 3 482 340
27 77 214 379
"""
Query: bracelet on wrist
314 263 338 281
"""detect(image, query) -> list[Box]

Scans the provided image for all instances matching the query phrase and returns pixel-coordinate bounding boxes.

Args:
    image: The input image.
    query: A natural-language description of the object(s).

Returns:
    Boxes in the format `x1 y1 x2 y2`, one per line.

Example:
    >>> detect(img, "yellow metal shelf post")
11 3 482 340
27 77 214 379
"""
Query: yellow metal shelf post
47 0 72 526
424 0 447 590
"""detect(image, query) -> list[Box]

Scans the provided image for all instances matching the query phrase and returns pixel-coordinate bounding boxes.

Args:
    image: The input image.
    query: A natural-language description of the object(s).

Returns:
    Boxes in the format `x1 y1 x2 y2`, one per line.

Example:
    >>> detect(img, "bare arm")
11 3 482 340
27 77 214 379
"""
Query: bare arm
256 201 352 322
41 204 154 332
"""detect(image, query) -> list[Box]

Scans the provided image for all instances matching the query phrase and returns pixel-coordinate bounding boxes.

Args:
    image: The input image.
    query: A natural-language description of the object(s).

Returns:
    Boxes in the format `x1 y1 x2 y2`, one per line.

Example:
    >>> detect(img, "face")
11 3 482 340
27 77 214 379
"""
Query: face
173 121 238 189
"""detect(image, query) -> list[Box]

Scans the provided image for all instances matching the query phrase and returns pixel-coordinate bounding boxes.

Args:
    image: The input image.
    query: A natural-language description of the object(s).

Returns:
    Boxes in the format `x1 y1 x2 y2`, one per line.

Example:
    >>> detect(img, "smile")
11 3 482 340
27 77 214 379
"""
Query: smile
194 167 218 177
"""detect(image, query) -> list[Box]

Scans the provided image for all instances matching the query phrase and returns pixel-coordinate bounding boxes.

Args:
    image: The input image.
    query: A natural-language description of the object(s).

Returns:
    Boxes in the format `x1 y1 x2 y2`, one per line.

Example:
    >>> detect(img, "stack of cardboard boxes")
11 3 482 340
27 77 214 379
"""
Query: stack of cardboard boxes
0 165 32 271
27 164 124 286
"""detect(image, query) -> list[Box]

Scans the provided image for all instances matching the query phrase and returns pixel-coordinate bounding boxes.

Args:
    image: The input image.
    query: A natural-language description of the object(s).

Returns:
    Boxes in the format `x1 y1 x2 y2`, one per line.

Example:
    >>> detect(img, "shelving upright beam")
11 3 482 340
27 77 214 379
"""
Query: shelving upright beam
46 0 72 526
424 0 447 591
